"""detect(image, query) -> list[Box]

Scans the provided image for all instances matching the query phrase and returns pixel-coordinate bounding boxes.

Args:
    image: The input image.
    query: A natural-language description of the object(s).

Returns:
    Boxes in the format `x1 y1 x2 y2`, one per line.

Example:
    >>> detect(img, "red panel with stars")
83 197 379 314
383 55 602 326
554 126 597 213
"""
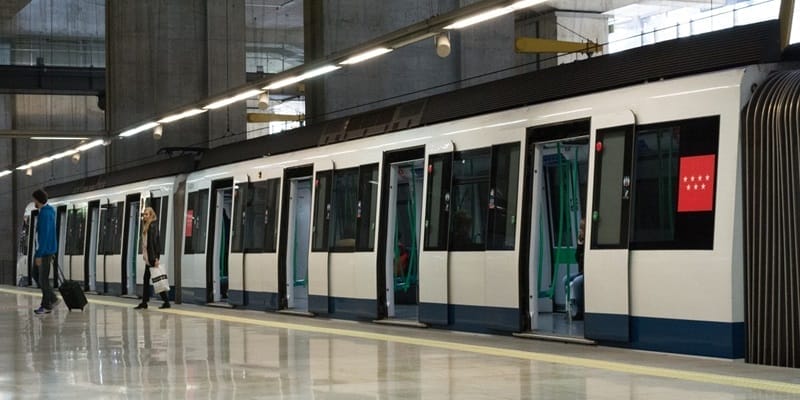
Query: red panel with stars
677 154 716 212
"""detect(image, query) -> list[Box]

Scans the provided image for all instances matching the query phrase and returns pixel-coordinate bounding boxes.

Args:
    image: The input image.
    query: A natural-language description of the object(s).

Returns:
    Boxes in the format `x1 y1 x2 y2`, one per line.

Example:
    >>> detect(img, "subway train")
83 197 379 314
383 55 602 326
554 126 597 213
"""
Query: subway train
14 23 800 366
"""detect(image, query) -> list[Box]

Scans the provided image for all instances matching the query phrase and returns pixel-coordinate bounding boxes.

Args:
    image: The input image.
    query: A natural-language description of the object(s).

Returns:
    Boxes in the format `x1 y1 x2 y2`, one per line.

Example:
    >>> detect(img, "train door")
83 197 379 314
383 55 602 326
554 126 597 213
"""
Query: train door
583 112 635 342
523 120 590 339
280 170 313 313
56 206 67 284
208 179 233 304
85 201 100 292
377 147 426 323
123 194 142 296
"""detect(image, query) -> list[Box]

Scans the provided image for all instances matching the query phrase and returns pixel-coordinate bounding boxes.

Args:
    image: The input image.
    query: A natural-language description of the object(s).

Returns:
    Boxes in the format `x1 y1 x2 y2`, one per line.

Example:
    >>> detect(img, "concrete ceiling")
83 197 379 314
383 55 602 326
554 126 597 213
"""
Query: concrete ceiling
246 0 304 30
0 0 32 19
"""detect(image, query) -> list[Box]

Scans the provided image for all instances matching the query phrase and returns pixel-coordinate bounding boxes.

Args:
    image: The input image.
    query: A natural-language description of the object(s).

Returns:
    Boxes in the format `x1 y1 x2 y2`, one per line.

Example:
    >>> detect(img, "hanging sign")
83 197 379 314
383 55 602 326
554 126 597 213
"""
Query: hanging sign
677 154 716 212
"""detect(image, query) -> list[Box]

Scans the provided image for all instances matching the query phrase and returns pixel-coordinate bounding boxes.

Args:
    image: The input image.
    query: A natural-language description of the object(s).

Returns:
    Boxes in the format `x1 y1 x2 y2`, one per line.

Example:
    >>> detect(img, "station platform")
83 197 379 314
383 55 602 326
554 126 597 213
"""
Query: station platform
0 286 798 399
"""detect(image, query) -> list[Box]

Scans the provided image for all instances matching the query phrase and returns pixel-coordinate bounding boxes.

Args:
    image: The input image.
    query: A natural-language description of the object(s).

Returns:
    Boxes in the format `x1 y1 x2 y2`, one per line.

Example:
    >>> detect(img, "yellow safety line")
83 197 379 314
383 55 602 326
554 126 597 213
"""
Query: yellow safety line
4 287 799 394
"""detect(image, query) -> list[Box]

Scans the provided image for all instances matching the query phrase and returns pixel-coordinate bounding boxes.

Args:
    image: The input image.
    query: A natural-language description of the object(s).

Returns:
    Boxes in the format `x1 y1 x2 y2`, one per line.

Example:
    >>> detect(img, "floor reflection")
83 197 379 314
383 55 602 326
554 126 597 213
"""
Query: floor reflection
0 292 796 399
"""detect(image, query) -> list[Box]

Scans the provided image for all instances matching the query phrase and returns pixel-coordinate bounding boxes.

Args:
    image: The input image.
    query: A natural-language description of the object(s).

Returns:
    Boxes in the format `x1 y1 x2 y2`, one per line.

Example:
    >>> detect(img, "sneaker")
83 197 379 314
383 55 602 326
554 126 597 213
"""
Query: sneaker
134 303 148 310
34 306 51 315
159 302 171 309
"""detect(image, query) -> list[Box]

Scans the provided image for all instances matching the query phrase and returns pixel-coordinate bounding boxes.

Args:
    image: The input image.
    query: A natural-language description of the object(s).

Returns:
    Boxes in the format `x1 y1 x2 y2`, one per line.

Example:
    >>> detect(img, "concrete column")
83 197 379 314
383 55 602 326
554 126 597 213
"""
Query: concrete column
107 0 245 169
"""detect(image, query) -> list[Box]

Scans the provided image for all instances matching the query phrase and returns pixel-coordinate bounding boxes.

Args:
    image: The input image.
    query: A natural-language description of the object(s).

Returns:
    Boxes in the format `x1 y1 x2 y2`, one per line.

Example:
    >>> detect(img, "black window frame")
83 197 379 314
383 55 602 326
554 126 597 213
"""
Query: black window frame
629 116 720 250
487 142 521 250
231 178 281 253
356 163 380 252
98 202 124 255
184 189 210 255
311 171 332 252
65 207 86 256
424 153 453 251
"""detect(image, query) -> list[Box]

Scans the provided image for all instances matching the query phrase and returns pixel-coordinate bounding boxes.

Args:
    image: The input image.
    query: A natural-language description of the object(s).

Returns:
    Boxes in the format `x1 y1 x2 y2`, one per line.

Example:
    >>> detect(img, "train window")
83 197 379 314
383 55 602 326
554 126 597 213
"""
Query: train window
424 153 452 251
591 129 631 248
145 197 169 254
450 148 491 251
330 168 359 251
65 208 86 256
98 202 124 255
231 179 280 253
184 189 209 254
356 164 379 251
631 116 719 250
488 143 521 250
312 171 332 252
231 184 247 253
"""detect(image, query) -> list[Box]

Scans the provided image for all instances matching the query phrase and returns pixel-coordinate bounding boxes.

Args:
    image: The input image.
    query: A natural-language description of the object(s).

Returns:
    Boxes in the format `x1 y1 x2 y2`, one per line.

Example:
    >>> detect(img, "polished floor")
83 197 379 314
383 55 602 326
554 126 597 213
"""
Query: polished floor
1 287 799 399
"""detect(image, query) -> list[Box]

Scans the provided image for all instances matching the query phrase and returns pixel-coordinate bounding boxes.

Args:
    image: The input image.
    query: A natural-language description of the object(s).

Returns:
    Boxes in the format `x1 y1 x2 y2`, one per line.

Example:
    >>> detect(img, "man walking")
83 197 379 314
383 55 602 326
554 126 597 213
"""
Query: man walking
32 189 58 314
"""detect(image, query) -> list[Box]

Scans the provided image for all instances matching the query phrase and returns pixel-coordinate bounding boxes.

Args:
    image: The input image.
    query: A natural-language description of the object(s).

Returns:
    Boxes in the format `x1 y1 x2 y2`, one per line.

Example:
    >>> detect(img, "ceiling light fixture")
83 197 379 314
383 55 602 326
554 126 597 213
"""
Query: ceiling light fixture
340 48 394 65
264 65 341 90
157 108 207 123
0 170 11 178
203 89 264 110
30 136 89 141
120 122 160 138
435 32 451 58
76 139 105 152
444 0 547 29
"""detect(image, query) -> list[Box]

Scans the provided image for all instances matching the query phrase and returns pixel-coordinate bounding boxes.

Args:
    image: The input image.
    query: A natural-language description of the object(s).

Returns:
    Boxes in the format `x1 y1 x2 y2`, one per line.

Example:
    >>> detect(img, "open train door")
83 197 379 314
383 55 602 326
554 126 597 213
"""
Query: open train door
584 111 635 343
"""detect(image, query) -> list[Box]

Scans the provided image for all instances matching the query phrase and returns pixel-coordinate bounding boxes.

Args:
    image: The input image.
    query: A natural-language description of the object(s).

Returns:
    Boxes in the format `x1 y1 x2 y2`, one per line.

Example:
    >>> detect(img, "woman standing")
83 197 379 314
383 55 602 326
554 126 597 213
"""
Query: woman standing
135 207 171 309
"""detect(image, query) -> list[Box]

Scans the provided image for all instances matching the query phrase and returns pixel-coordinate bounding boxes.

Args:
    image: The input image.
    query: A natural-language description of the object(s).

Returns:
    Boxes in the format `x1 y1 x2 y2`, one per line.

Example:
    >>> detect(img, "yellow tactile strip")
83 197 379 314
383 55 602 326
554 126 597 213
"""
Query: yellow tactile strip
3 287 799 394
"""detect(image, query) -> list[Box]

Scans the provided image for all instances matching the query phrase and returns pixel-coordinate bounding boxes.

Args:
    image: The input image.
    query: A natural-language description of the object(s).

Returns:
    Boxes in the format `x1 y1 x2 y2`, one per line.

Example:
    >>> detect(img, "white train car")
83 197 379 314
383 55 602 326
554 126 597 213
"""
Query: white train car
169 64 776 361
17 21 796 364
21 175 183 298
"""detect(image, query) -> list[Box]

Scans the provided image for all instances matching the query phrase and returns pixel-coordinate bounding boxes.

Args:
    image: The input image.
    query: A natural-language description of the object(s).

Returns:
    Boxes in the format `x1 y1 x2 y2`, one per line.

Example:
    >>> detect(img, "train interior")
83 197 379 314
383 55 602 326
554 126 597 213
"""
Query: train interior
384 159 425 321
285 177 312 312
530 136 589 338
123 195 140 297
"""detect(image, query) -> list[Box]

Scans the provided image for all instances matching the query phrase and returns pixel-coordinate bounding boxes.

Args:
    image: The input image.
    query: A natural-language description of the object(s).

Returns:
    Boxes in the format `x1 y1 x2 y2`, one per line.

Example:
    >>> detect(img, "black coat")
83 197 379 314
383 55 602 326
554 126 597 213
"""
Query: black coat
144 223 161 267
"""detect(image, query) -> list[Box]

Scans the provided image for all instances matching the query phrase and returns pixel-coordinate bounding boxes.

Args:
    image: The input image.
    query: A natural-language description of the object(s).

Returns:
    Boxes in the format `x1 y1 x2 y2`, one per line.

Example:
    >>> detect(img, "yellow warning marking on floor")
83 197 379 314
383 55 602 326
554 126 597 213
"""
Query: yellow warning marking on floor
4 287 798 394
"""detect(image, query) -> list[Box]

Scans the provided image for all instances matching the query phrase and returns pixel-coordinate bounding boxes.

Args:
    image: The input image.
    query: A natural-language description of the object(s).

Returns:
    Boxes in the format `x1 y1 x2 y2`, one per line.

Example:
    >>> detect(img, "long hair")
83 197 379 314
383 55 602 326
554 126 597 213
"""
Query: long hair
141 207 158 236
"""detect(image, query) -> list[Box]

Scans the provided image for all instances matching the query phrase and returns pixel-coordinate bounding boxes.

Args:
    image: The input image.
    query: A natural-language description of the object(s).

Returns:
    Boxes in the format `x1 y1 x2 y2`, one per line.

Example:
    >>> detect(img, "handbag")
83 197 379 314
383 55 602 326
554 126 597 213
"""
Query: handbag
150 266 170 294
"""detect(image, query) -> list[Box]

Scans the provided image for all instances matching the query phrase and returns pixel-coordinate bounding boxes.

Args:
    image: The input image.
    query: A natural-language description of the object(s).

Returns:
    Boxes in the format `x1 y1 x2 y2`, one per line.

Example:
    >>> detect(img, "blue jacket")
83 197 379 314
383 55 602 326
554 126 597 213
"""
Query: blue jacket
35 204 57 258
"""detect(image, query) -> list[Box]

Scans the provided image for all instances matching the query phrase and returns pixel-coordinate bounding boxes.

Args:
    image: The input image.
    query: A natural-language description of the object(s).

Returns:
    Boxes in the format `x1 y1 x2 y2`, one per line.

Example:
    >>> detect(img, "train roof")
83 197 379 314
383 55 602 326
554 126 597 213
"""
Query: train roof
47 20 781 197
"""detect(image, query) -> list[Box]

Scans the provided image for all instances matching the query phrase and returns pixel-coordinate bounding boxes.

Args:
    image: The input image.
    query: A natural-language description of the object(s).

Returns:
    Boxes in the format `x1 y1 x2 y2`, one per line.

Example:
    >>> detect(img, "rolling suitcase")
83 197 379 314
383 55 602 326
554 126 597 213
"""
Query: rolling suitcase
58 268 88 311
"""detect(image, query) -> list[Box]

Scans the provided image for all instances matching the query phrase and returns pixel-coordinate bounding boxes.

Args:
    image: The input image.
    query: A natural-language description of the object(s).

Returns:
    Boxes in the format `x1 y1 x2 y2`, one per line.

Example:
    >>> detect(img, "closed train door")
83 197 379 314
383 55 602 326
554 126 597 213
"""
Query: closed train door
584 111 636 342
377 147 425 323
279 165 314 314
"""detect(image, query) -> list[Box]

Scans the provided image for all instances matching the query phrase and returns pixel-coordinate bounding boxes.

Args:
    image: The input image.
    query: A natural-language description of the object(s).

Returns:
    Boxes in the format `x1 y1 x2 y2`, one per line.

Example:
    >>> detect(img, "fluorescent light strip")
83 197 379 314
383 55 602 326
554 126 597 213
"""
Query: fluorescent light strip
203 89 264 110
76 139 105 152
444 0 547 29
0 170 11 178
120 122 160 138
340 48 393 65
30 136 89 141
158 108 207 123
265 65 341 90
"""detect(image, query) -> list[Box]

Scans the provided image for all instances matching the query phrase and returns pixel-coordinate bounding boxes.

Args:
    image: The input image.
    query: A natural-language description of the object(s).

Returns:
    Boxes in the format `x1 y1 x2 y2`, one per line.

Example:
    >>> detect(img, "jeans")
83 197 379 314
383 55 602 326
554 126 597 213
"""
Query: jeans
38 255 57 309
142 266 169 304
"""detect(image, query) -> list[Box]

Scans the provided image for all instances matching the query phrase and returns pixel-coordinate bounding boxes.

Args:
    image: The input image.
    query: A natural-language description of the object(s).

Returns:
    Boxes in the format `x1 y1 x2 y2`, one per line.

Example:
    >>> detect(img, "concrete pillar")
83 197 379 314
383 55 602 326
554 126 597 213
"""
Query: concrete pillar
106 0 245 169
